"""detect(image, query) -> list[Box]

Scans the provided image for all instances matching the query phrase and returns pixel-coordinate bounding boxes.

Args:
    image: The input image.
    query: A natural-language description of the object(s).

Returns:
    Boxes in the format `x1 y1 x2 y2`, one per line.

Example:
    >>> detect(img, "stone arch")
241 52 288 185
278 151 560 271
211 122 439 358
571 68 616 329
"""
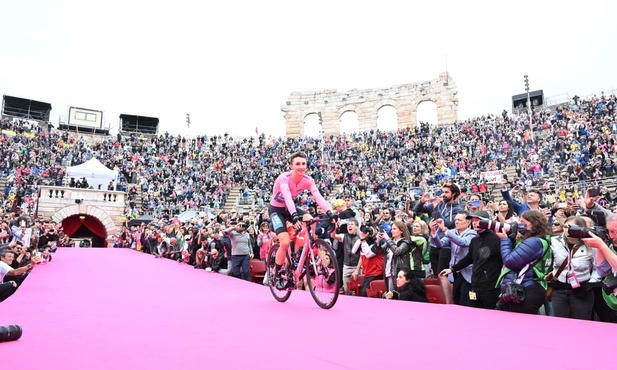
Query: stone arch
50 204 120 247
282 72 458 137
376 104 398 132
415 99 439 126
339 110 360 134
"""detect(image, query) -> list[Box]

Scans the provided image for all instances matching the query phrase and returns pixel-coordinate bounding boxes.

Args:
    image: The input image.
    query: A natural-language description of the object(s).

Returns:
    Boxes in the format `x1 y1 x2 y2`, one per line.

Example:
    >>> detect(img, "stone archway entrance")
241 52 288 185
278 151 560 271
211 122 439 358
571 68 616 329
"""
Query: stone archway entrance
282 72 458 137
51 204 120 247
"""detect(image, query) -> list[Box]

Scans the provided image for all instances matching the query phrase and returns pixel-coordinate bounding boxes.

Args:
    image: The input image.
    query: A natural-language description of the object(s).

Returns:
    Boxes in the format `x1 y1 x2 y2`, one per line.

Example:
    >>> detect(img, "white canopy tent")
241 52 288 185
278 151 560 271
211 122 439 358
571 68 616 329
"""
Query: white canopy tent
66 158 118 191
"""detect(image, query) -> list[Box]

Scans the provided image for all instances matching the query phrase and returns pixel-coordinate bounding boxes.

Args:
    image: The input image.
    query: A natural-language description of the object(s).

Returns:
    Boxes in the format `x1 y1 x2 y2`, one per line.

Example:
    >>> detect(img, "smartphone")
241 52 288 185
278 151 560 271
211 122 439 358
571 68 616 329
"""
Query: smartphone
469 200 482 207
558 202 567 208
588 188 600 197
427 192 435 200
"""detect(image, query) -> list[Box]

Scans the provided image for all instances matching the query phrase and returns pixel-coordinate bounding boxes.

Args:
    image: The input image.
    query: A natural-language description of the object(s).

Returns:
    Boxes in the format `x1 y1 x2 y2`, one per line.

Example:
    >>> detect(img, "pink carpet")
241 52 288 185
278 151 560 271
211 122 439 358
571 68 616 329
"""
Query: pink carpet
0 248 613 369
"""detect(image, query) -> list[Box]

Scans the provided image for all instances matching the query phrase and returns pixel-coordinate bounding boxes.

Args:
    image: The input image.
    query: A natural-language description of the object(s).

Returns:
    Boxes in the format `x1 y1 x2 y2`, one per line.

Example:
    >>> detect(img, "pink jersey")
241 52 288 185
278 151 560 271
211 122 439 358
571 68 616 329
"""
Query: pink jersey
270 171 331 214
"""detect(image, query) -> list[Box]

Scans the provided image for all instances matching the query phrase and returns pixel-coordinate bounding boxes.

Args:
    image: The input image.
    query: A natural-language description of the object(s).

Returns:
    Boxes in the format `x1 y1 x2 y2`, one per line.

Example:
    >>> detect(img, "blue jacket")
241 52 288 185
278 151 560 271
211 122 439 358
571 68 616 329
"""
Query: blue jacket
413 200 463 248
431 227 478 283
499 236 544 291
500 190 530 217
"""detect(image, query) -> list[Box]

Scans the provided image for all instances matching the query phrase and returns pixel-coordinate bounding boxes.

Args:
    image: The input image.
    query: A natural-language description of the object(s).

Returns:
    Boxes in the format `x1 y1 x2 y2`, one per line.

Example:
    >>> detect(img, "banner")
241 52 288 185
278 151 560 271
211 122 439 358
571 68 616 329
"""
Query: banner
480 170 504 184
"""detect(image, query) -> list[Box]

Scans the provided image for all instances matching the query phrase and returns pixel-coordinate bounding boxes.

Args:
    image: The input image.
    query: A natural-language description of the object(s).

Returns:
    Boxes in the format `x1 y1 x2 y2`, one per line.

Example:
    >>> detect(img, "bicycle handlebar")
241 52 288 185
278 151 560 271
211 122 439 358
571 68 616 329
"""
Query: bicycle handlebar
303 216 336 226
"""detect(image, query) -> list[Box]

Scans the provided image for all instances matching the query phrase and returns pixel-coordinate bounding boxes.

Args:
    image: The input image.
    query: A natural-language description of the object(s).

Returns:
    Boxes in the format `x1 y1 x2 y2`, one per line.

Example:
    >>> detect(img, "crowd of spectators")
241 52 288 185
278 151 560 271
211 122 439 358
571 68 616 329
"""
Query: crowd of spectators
2 91 617 220
0 210 57 301
2 91 617 320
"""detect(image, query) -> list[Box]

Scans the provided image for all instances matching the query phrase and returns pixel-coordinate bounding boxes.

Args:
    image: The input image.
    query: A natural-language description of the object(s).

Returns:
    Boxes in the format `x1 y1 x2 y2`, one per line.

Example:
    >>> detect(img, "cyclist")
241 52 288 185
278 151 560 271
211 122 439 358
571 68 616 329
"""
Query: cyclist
269 151 335 289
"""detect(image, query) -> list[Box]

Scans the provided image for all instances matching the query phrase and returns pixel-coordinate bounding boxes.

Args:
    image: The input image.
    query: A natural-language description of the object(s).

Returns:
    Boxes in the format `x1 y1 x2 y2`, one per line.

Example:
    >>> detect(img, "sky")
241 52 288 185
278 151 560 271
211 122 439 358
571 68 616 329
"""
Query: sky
1 0 616 138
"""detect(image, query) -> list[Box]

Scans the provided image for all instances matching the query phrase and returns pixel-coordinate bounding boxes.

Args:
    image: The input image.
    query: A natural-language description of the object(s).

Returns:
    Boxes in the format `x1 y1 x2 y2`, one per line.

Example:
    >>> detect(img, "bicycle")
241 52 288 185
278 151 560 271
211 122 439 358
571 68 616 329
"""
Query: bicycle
267 215 340 309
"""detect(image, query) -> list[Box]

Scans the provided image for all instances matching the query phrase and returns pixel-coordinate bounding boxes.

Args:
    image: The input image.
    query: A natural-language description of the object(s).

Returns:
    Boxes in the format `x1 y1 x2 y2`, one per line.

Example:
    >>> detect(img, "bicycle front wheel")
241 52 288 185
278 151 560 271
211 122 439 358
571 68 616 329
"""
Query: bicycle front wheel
267 244 292 303
305 239 340 309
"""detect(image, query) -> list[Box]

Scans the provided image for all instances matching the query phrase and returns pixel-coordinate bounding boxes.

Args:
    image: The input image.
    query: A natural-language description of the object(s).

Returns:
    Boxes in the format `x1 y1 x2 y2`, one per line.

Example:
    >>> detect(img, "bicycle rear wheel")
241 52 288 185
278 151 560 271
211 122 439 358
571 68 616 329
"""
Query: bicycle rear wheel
305 239 340 309
267 244 292 303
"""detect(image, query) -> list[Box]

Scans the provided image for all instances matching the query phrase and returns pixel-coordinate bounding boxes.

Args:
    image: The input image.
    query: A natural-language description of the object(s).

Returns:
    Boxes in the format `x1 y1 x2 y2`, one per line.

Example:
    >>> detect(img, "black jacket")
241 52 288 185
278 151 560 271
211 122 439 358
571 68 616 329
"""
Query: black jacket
451 230 502 292
392 280 429 303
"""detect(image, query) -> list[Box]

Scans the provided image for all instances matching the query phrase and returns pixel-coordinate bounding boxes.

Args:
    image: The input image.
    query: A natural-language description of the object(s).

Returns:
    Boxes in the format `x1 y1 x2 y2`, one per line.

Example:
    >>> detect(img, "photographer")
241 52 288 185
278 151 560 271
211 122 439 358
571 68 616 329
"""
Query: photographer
495 210 553 314
351 225 383 297
440 211 503 309
547 216 595 320
581 214 617 318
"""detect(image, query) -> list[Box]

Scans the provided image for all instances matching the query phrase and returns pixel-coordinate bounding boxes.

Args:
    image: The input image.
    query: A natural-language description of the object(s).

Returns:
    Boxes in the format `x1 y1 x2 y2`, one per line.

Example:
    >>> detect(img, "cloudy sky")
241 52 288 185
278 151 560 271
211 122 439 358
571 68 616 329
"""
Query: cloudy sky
1 0 616 137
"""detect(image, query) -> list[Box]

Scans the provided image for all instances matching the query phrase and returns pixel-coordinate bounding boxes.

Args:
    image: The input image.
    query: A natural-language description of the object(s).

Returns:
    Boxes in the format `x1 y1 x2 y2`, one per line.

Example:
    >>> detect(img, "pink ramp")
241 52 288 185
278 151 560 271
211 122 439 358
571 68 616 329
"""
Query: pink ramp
0 248 613 369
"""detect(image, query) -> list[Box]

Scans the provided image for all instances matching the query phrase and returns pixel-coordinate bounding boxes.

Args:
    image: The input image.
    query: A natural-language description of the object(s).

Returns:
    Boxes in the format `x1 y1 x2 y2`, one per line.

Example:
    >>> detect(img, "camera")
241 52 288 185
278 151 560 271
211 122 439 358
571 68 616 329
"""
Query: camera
359 225 373 235
602 275 617 294
566 224 596 239
566 224 607 241
499 282 525 304
477 219 518 235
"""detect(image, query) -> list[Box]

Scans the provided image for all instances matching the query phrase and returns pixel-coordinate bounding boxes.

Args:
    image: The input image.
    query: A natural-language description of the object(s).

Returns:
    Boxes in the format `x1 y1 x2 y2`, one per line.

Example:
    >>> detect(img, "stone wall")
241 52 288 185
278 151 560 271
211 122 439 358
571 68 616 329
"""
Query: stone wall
38 186 126 247
282 72 458 138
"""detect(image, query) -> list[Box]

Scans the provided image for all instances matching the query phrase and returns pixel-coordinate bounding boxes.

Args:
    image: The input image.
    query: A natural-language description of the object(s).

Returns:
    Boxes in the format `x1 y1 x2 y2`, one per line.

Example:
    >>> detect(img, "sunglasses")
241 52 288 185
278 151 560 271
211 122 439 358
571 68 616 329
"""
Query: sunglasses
552 223 561 227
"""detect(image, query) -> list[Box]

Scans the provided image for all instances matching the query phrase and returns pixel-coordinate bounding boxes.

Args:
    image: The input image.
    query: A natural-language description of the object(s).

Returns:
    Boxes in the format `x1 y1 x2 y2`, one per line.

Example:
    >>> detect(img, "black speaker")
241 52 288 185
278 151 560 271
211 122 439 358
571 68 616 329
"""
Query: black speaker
512 90 544 110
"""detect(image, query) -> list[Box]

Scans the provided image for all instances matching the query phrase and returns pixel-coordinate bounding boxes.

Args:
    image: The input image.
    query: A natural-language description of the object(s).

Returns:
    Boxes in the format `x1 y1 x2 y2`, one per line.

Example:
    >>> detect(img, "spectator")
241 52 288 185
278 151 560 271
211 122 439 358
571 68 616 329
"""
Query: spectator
257 222 276 261
430 211 478 305
374 220 411 291
409 220 429 279
0 249 34 301
223 221 253 281
330 219 361 295
413 183 463 286
493 199 519 224
383 267 429 302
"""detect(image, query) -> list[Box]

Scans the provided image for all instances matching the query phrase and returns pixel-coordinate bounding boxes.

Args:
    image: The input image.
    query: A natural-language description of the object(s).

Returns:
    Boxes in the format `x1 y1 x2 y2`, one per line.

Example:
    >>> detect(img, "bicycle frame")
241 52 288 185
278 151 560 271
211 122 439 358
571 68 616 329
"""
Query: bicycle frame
268 214 340 309
291 217 324 283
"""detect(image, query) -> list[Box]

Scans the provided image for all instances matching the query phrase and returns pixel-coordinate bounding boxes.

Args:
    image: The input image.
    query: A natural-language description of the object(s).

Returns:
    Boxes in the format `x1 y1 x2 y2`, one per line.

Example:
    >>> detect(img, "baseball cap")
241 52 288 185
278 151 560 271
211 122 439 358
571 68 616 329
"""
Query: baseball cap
467 211 491 220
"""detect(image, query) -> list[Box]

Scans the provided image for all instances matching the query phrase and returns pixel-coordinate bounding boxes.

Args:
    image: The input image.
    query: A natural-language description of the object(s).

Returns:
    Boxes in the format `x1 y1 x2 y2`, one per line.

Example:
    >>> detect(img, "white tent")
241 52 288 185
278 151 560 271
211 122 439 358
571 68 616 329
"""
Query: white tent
66 158 118 191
